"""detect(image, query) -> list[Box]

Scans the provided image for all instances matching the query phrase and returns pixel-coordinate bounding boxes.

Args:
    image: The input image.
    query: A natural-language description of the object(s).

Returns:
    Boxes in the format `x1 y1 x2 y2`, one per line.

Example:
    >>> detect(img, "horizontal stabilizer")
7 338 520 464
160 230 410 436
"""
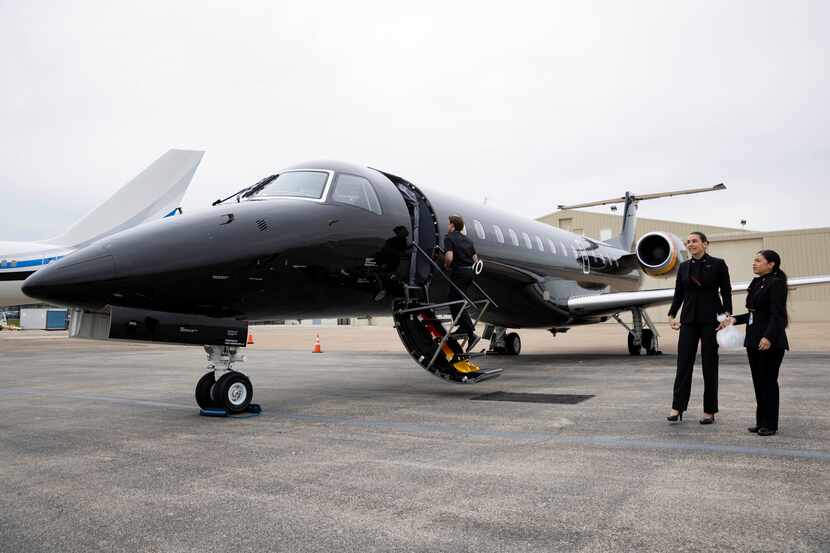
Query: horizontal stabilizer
557 183 726 210
49 149 204 247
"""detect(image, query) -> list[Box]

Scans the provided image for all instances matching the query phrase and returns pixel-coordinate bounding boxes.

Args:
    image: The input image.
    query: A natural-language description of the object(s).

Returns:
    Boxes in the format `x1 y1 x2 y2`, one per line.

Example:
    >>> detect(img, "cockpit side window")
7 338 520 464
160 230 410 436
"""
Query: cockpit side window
246 171 329 200
332 173 382 215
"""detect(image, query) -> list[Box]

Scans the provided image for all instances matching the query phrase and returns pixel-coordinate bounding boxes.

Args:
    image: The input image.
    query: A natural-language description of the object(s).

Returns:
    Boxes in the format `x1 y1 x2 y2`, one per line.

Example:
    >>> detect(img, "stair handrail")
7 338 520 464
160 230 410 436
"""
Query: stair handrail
429 244 499 309
411 243 499 309
422 302 470 373
406 243 501 372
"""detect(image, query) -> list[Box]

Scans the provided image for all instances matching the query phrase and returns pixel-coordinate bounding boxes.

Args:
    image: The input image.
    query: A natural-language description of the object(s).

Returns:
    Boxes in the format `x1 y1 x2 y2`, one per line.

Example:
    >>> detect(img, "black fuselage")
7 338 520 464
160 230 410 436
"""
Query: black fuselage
23 161 641 328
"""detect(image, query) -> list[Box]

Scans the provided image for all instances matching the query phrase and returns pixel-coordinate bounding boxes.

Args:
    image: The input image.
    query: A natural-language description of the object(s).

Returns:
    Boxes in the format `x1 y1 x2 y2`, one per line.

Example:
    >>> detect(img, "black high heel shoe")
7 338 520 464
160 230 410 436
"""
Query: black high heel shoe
667 410 683 423
699 415 716 425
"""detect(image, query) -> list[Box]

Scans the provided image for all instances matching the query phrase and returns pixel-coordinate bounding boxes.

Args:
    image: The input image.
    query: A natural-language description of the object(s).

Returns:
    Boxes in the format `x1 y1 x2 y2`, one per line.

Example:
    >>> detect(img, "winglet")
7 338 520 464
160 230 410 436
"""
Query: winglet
49 149 204 247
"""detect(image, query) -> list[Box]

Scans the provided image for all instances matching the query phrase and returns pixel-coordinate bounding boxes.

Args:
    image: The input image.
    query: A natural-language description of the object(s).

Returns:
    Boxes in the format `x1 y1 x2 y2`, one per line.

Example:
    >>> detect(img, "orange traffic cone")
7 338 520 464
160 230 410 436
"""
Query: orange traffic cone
312 333 322 353
247 332 255 345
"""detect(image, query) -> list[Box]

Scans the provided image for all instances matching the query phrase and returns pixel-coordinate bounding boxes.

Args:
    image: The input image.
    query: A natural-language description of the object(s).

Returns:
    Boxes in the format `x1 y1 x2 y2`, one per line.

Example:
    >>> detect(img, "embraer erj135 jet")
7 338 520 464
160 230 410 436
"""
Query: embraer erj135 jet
22 160 830 414
0 149 204 307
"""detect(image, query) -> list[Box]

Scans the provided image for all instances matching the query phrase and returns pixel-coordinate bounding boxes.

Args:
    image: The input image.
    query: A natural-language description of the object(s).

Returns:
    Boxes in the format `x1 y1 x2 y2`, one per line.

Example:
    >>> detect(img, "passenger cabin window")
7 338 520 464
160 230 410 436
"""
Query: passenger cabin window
508 228 519 246
534 236 544 252
332 174 382 215
521 232 532 249
493 225 505 243
247 171 329 200
473 219 486 240
547 239 557 254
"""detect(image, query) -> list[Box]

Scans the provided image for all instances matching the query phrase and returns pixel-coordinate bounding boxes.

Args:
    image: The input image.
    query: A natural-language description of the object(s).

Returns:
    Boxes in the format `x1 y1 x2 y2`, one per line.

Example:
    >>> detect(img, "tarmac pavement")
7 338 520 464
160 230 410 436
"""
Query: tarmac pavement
1 334 829 552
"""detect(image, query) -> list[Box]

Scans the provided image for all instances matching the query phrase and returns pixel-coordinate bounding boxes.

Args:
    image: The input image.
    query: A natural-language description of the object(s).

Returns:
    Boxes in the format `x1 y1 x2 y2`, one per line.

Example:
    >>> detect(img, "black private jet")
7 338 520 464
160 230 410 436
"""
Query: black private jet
23 160 830 413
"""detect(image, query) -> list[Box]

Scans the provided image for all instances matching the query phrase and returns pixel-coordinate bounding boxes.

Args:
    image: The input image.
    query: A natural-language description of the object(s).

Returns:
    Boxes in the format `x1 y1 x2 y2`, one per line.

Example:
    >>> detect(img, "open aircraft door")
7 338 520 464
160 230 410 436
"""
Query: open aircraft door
395 182 439 288
374 170 501 384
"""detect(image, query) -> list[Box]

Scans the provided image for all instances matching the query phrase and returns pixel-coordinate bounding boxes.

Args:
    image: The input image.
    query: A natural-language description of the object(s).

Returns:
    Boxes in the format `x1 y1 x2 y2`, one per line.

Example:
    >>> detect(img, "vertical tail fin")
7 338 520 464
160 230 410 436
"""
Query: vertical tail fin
49 149 204 247
613 192 639 252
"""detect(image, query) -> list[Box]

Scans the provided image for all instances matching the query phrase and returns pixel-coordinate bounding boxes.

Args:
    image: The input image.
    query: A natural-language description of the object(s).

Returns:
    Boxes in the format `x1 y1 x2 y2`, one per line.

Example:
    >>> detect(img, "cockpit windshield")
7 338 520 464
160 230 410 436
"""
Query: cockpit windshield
245 171 329 200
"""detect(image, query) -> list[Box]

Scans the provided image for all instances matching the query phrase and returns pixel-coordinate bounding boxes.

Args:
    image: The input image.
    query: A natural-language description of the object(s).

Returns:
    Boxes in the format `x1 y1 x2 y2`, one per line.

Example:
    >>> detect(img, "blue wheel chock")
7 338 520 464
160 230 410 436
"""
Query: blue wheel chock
199 403 262 418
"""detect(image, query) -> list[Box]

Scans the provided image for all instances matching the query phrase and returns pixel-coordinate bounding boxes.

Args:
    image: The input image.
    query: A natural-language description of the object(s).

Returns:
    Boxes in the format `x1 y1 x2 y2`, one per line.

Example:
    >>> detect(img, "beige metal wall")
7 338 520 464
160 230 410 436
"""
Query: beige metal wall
538 210 830 322
724 228 830 321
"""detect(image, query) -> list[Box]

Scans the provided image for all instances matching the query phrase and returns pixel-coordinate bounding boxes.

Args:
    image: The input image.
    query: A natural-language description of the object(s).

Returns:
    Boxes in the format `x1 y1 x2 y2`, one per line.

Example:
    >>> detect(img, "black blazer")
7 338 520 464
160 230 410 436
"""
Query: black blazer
668 254 733 324
733 274 789 351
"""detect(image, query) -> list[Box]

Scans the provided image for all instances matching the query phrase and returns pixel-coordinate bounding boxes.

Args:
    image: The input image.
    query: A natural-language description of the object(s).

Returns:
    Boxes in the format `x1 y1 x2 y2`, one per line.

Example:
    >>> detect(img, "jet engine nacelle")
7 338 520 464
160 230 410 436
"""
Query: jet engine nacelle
635 232 687 277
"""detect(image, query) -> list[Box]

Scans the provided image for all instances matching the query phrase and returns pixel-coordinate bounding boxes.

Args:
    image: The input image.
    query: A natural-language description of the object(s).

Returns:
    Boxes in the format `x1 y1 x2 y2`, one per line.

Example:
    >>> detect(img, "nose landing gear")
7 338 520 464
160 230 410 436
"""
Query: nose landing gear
196 345 260 415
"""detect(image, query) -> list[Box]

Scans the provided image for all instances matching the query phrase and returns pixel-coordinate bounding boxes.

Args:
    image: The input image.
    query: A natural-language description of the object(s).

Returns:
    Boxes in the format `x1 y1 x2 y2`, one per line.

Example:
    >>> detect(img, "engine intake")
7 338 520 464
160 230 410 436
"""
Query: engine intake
635 232 687 277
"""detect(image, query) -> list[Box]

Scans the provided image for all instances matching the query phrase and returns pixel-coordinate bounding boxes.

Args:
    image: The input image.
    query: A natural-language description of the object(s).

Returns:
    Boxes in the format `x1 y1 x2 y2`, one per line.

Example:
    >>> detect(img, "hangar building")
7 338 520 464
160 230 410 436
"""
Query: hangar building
537 210 830 322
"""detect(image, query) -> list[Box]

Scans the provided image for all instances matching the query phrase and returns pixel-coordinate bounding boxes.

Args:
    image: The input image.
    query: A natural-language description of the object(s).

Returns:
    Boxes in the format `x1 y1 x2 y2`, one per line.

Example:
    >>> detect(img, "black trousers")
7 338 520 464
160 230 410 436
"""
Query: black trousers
747 347 785 431
673 322 719 413
448 268 476 337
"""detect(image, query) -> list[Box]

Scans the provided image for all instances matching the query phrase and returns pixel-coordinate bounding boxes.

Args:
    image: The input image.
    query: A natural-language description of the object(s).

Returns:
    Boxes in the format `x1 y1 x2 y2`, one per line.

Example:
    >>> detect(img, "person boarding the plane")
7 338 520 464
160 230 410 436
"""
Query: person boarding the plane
722 250 789 436
443 215 481 352
667 231 732 424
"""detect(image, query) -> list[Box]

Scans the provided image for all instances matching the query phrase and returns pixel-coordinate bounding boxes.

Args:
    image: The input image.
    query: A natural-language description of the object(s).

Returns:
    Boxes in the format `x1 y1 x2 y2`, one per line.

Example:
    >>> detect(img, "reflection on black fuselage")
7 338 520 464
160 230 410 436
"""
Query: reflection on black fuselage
22 161 641 328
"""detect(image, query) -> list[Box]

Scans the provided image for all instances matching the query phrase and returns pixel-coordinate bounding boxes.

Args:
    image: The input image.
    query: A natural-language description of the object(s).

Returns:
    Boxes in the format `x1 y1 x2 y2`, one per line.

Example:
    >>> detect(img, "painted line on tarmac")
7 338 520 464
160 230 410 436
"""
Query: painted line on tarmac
0 387 193 410
274 413 830 461
2 387 829 462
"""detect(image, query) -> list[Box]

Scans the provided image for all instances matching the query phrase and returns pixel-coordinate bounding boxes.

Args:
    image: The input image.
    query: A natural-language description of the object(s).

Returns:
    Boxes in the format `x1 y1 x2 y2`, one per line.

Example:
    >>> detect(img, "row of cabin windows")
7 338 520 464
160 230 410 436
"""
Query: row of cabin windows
469 219 617 268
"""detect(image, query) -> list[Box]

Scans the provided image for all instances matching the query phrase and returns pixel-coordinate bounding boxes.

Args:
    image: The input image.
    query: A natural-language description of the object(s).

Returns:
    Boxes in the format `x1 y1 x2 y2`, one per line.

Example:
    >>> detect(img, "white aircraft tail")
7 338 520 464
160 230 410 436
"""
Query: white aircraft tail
48 149 205 248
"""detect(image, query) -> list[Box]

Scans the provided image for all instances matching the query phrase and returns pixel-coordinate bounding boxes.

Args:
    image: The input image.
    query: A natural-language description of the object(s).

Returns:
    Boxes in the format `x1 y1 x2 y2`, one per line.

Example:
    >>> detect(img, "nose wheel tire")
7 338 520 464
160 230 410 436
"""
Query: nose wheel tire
213 372 253 414
195 372 219 409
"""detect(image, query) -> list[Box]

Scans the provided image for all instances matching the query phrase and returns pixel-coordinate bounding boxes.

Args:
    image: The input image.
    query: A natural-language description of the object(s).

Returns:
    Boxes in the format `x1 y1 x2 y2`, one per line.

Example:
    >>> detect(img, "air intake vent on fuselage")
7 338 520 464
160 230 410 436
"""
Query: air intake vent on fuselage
256 219 269 232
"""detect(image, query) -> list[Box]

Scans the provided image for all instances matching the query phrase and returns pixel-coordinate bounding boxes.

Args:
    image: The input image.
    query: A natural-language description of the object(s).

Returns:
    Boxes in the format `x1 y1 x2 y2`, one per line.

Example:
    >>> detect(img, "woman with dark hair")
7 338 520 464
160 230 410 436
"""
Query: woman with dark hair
667 231 733 424
724 250 789 436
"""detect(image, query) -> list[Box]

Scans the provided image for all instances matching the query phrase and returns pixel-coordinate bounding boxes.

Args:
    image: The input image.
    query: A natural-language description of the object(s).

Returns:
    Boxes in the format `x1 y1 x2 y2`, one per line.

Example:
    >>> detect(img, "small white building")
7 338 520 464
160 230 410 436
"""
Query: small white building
20 307 68 330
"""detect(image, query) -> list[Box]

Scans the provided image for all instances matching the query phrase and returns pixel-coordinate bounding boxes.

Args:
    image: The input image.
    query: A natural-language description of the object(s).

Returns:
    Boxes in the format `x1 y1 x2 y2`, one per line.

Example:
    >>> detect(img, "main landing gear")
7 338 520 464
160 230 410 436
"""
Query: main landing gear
614 307 662 356
195 346 257 414
485 325 521 356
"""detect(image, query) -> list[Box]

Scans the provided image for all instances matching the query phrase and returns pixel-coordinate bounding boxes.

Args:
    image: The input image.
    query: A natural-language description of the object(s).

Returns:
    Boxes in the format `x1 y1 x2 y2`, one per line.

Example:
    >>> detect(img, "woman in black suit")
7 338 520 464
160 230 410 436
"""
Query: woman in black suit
667 231 733 424
724 250 789 436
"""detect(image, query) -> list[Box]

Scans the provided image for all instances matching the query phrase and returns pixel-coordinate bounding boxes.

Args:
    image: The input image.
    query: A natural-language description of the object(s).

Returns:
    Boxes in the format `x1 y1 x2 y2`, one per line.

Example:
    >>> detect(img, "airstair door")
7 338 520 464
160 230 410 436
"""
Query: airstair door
393 181 439 287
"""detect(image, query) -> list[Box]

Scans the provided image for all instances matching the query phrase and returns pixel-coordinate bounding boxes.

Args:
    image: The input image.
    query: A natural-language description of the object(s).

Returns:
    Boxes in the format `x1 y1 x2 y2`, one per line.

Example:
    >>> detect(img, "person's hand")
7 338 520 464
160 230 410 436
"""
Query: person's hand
759 337 772 351
716 317 734 331
670 318 681 331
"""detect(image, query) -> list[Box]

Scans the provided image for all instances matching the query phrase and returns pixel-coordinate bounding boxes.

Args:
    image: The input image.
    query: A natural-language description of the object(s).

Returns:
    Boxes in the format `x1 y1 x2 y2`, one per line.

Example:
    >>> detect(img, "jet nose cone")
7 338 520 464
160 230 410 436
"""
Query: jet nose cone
22 248 116 307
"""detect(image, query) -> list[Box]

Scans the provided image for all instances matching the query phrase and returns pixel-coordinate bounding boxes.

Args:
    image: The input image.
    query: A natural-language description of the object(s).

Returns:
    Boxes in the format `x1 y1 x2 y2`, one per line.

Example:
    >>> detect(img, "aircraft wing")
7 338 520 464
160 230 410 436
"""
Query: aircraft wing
567 275 830 316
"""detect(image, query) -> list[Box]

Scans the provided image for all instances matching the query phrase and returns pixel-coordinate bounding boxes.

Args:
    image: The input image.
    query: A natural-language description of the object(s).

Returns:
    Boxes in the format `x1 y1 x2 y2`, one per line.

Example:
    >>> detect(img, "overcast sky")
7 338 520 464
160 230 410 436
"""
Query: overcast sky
1 1 827 241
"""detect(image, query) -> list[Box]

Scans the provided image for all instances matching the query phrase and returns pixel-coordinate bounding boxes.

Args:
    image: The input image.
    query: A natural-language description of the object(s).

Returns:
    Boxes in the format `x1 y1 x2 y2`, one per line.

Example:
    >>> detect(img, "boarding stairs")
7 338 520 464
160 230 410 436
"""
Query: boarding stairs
393 244 503 384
